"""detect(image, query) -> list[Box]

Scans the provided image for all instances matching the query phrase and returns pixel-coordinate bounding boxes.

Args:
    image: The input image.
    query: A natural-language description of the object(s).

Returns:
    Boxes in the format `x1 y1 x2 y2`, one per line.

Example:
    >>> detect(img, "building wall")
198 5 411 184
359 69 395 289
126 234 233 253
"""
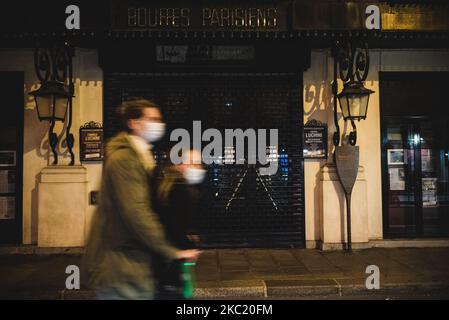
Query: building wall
303 48 449 246
2 47 449 246
0 48 103 245
73 50 103 240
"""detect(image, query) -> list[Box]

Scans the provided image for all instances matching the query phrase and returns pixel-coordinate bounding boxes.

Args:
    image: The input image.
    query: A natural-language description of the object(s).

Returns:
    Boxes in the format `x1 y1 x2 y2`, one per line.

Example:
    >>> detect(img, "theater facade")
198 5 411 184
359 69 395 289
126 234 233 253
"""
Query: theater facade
1 0 449 249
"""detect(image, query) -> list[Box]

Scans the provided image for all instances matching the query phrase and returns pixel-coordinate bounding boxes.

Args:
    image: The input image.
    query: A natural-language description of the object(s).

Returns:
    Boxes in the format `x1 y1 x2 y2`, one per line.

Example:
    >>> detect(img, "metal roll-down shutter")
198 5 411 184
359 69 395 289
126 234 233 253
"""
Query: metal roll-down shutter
104 73 305 248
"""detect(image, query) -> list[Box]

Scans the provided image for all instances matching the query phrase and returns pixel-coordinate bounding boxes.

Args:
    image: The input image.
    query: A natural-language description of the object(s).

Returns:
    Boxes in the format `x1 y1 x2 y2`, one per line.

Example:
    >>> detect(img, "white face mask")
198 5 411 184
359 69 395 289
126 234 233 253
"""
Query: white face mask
142 122 165 143
184 168 206 185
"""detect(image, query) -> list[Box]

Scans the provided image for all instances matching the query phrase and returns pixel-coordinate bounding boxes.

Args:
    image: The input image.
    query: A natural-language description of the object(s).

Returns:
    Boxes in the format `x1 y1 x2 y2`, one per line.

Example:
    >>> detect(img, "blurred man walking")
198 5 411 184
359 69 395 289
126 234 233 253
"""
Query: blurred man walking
83 98 199 300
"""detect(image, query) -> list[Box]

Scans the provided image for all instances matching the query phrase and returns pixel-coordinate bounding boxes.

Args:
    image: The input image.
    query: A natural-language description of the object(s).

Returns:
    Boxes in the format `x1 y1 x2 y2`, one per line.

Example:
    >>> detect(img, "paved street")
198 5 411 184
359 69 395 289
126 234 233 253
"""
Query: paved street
1 247 449 299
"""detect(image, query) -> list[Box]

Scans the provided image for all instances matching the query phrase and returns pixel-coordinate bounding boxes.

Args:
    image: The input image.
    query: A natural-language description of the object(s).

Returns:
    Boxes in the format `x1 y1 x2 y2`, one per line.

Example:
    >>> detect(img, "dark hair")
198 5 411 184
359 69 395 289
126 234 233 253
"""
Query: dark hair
116 97 159 132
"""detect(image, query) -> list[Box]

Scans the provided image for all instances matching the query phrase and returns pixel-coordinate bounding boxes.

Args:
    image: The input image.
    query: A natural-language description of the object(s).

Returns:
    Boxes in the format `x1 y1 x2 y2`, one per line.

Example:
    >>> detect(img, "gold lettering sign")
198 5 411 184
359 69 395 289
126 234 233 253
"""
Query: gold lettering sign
128 7 278 29
128 7 191 28
202 7 277 28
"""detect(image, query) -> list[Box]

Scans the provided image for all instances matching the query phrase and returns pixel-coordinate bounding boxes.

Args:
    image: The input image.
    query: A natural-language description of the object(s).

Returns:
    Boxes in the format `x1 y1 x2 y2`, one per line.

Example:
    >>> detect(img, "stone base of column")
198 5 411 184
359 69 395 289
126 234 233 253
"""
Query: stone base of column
37 166 88 247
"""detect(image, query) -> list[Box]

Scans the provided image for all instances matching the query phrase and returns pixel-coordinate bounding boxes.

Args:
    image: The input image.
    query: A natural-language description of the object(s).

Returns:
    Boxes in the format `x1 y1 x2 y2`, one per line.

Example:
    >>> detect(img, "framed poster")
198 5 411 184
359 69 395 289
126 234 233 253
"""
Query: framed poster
387 149 405 165
79 122 104 162
422 177 438 207
389 167 406 191
303 120 327 159
421 149 433 172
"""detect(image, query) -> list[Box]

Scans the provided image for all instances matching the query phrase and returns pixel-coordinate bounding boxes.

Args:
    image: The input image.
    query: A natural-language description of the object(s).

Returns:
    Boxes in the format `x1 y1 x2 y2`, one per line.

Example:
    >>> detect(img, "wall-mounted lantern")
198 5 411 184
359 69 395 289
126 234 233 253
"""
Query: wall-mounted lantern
332 41 374 146
29 80 71 122
337 80 374 122
29 44 75 165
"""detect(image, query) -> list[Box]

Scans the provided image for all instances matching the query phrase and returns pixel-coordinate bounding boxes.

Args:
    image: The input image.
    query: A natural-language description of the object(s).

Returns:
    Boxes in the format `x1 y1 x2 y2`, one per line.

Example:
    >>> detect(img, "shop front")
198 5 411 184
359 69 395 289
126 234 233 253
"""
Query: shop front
98 2 310 247
1 0 449 249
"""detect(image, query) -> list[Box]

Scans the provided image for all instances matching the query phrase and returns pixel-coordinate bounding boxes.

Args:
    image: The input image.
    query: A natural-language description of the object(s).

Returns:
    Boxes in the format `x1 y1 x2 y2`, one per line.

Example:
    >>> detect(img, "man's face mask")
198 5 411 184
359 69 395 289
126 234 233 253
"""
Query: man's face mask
183 168 206 185
142 121 166 143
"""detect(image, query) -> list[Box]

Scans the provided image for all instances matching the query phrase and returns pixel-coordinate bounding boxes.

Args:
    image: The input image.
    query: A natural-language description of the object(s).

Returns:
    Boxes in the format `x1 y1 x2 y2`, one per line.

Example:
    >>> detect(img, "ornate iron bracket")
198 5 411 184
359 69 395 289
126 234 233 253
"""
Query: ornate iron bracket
65 44 75 165
33 43 75 165
332 41 370 146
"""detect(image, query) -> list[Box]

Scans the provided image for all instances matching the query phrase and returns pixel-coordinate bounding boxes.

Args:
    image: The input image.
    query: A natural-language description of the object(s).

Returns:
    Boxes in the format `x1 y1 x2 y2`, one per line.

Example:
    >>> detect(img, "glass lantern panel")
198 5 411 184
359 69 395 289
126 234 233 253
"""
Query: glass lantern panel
348 95 362 118
359 95 369 119
339 96 350 119
54 96 68 121
36 96 53 119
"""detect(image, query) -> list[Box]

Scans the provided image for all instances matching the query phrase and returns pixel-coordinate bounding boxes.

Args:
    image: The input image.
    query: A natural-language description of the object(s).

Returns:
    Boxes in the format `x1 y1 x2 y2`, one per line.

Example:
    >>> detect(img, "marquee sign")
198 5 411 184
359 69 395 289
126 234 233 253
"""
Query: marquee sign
110 1 288 31
1 1 449 35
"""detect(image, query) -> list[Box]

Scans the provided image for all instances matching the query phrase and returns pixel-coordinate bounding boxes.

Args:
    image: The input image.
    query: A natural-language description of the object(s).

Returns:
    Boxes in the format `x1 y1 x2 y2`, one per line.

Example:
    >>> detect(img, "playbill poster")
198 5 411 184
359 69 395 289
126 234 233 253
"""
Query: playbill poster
389 167 406 191
422 177 438 207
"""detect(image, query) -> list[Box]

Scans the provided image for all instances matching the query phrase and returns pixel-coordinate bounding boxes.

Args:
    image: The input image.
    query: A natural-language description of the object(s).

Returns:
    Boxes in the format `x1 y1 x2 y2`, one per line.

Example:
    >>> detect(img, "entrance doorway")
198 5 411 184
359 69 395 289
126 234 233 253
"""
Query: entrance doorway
381 72 449 237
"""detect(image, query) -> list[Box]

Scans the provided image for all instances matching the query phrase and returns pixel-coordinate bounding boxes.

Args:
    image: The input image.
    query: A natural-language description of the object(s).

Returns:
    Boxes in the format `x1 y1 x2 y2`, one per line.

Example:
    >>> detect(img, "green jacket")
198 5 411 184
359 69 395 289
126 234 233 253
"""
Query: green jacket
83 132 178 298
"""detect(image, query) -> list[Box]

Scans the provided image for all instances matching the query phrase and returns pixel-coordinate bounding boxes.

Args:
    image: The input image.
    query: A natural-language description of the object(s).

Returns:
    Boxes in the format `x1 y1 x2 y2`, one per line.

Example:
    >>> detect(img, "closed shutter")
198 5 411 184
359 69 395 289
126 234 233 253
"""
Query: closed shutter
104 73 305 248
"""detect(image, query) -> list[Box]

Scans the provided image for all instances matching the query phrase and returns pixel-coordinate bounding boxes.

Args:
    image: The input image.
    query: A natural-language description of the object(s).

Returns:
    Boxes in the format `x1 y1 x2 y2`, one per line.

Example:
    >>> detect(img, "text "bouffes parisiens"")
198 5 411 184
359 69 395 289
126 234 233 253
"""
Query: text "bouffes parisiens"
127 7 278 28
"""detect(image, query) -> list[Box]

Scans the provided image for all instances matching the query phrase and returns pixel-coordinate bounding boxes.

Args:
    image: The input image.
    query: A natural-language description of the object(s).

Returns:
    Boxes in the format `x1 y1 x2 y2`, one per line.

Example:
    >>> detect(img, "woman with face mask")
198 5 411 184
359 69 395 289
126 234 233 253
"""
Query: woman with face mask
150 149 206 300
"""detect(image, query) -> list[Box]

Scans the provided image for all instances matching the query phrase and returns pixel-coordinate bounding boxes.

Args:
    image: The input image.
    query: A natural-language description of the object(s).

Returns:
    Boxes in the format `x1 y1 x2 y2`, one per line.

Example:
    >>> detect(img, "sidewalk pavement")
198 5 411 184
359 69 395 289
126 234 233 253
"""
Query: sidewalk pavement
0 247 448 299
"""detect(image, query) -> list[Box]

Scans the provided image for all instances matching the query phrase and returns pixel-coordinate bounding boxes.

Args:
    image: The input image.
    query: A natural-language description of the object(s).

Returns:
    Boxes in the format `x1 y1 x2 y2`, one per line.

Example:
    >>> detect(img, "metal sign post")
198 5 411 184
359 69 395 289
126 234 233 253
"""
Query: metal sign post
334 145 359 251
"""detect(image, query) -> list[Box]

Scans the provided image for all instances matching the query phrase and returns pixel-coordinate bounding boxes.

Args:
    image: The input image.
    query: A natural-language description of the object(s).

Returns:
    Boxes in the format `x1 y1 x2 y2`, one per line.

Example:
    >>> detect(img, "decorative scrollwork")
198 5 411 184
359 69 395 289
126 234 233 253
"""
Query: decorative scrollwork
81 121 103 129
53 48 68 83
34 47 69 84
33 44 74 165
333 40 372 147
337 41 370 83
349 131 357 146
354 43 369 82
34 48 52 83
338 42 353 82
49 129 59 165
66 133 75 166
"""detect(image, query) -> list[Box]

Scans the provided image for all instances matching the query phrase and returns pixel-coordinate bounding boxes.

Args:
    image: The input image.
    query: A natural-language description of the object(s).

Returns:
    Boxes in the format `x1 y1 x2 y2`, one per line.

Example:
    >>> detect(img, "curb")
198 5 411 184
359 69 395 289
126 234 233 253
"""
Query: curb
0 246 85 255
264 281 449 298
196 281 449 299
2 281 448 300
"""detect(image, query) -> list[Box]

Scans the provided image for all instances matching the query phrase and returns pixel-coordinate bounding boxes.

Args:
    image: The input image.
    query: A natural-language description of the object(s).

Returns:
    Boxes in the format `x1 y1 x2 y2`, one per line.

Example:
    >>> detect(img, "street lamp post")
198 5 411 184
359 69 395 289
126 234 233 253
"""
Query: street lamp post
29 44 75 165
332 41 374 251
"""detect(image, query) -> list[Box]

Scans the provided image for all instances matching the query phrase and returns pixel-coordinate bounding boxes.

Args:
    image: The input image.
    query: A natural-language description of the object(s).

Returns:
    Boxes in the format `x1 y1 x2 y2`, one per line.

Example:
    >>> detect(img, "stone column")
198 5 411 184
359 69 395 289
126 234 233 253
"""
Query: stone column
37 166 88 247
319 164 368 250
